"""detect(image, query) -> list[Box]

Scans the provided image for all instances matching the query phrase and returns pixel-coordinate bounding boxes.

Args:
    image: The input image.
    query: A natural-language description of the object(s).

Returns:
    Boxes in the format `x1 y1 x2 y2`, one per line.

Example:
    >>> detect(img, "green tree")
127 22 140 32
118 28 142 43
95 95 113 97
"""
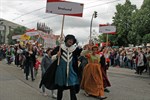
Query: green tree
129 0 150 46
143 34 150 44
111 0 136 46
128 9 139 46
98 34 107 43
7 26 26 45
98 34 118 46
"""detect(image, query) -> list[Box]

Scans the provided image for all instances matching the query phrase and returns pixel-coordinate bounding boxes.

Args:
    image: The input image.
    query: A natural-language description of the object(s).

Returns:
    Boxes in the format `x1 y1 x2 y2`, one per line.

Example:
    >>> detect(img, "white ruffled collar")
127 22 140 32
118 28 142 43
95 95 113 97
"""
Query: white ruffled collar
61 44 76 53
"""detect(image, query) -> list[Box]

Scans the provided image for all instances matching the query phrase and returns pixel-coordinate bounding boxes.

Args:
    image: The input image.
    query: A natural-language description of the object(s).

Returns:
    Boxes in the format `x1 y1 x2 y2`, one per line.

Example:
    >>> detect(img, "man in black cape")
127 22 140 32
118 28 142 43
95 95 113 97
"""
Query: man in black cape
39 34 82 100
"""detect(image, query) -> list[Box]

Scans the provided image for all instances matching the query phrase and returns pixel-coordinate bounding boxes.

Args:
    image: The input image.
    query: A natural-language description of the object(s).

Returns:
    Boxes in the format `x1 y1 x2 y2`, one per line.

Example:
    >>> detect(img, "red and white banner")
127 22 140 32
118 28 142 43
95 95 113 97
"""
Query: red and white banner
44 39 56 48
41 33 60 48
99 24 116 34
25 29 40 36
46 0 84 17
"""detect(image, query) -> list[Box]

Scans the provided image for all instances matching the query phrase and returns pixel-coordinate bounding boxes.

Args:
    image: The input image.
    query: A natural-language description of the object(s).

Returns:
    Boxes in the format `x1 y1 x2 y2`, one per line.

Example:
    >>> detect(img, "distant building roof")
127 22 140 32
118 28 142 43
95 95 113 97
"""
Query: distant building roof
0 18 26 28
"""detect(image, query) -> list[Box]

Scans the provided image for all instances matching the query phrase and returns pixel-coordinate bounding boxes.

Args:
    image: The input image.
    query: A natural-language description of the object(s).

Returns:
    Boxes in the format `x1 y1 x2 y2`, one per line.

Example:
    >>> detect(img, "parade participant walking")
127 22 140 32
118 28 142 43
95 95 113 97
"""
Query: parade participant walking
80 46 107 100
40 34 82 100
100 48 111 93
24 44 36 81
40 48 57 98
78 44 89 83
14 44 20 67
34 57 41 78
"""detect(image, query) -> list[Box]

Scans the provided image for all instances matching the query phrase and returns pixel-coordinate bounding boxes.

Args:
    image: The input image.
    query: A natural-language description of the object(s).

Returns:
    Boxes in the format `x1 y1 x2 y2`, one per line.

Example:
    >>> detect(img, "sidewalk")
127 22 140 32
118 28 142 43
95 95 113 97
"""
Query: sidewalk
108 66 150 78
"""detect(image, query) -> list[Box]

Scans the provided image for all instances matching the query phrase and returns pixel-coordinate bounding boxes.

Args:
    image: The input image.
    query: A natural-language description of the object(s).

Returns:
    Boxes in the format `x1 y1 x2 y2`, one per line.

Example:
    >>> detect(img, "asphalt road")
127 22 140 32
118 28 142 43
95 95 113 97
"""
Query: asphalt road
0 60 150 100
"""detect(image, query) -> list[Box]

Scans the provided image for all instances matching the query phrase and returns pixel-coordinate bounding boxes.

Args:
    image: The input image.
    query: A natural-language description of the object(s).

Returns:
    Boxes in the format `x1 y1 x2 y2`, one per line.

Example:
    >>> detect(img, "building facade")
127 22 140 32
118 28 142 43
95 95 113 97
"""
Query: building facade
0 18 23 44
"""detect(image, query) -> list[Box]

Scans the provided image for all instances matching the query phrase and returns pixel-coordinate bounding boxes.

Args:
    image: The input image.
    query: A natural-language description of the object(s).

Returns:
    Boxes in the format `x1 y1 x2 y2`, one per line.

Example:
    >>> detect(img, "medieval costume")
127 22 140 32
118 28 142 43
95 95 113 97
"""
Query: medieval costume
80 46 107 100
39 35 82 100
100 52 111 92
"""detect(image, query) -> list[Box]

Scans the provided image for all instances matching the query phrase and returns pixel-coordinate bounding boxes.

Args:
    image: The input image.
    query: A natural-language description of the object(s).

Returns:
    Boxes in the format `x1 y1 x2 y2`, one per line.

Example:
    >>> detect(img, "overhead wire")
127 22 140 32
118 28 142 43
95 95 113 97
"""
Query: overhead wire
12 0 119 21
1 0 45 18
24 15 58 25
86 0 120 9
14 0 121 26
12 7 45 20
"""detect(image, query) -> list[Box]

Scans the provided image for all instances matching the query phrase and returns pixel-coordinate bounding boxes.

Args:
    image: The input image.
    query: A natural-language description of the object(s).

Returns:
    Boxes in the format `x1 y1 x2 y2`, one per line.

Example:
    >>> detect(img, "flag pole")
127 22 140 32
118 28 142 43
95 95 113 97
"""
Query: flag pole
57 15 65 65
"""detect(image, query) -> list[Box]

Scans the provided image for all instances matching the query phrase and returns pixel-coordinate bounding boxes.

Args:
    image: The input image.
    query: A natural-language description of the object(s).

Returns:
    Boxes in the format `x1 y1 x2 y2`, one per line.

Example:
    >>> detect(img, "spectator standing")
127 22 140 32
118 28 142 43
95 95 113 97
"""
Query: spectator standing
40 48 57 98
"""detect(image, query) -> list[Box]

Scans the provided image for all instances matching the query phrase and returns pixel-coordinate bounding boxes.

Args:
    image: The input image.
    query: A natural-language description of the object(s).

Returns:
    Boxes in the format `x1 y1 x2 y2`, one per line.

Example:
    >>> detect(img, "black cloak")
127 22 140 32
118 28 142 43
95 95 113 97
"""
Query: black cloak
39 46 82 93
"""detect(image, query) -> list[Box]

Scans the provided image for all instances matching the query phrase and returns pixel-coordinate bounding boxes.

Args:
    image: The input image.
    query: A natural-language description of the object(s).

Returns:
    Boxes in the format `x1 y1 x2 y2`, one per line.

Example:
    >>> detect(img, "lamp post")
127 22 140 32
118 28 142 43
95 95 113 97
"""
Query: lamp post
90 11 97 43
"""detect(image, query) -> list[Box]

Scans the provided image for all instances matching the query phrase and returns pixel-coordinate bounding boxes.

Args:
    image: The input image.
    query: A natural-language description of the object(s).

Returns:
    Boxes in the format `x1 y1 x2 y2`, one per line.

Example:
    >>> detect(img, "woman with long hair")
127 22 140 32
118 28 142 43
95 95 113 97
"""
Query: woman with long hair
24 44 36 81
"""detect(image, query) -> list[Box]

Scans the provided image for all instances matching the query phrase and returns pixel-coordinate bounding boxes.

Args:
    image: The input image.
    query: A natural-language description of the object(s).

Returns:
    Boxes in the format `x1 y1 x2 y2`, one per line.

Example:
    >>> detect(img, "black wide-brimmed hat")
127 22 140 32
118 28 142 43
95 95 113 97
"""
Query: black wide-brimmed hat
64 34 77 44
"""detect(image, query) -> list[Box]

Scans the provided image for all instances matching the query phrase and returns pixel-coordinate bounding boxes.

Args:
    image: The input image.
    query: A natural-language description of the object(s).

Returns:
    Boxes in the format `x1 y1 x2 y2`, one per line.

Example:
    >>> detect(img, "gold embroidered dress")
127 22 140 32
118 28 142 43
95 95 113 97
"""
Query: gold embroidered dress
80 53 104 97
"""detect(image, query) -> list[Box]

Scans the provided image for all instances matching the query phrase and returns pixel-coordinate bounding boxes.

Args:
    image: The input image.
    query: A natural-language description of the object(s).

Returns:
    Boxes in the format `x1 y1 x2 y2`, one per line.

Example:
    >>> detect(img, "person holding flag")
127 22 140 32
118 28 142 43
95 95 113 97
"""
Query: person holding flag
39 34 82 100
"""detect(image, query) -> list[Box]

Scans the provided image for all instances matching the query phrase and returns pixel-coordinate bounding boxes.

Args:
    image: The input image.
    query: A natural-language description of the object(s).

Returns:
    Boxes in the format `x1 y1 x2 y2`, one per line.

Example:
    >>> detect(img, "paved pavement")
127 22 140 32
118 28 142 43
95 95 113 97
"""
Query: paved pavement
0 60 150 100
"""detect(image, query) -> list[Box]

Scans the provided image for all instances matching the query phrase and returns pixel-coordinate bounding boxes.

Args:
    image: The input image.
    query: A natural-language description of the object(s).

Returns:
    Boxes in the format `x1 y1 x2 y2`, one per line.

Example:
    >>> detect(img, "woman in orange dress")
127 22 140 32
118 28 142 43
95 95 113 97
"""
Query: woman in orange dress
80 46 107 100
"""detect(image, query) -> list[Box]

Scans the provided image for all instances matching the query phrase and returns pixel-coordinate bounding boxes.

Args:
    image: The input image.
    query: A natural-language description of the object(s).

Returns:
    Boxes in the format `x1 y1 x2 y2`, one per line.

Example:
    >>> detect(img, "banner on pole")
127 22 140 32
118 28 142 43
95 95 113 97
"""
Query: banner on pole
42 33 60 48
99 24 116 34
12 35 22 40
25 29 40 36
20 34 30 41
44 37 57 48
46 0 84 17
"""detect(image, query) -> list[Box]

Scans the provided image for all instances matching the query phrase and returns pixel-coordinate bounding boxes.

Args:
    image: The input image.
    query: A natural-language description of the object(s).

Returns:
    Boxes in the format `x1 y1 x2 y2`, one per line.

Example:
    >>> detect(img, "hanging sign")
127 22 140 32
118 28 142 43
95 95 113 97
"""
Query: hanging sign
99 24 116 34
46 0 84 17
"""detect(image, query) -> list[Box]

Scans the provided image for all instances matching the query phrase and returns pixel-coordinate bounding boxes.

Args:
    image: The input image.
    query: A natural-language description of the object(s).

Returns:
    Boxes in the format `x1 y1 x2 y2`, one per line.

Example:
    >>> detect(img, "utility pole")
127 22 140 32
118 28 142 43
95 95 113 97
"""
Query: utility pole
90 11 97 43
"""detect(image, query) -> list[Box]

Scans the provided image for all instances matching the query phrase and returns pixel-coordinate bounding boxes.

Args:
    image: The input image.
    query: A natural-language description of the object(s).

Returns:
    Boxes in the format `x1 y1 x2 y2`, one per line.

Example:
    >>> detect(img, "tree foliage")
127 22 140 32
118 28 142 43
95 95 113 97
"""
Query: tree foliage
7 26 26 45
129 0 150 45
111 0 136 46
143 34 150 44
98 34 107 43
98 0 150 46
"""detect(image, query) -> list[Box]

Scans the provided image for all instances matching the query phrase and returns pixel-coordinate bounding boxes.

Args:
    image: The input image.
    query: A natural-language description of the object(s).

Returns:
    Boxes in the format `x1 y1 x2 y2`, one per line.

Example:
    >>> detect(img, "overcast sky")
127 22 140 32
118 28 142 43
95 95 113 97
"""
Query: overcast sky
0 0 143 44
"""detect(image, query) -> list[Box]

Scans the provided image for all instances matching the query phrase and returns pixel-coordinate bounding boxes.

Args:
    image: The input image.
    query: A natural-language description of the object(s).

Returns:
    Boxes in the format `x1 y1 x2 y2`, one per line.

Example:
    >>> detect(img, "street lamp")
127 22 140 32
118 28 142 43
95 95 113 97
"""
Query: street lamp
90 11 98 43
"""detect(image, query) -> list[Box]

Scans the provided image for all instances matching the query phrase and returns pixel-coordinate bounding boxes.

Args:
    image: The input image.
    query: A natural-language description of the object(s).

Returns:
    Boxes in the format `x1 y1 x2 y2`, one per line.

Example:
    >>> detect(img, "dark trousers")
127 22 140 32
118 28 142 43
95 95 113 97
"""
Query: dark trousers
7 57 11 64
57 86 77 100
110 58 114 66
137 66 145 75
25 62 34 80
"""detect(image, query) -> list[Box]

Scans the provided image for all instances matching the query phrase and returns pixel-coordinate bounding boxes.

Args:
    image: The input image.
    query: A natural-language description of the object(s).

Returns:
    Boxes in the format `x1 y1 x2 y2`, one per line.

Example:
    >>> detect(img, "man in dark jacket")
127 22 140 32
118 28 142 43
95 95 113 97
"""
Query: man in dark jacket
40 34 82 100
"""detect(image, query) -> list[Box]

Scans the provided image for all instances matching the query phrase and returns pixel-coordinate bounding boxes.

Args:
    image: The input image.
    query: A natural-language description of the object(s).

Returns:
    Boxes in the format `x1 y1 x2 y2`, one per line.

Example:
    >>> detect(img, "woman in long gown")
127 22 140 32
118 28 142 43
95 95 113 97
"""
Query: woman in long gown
80 46 107 100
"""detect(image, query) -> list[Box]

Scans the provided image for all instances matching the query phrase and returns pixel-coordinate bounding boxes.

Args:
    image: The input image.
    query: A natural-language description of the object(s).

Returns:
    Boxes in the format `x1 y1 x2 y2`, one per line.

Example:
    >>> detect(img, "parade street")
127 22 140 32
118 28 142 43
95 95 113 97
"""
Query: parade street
0 61 150 100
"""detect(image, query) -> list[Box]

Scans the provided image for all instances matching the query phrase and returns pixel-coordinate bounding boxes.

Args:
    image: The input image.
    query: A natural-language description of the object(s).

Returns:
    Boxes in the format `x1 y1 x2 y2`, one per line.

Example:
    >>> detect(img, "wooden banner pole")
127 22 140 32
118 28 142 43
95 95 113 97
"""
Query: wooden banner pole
57 15 65 65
